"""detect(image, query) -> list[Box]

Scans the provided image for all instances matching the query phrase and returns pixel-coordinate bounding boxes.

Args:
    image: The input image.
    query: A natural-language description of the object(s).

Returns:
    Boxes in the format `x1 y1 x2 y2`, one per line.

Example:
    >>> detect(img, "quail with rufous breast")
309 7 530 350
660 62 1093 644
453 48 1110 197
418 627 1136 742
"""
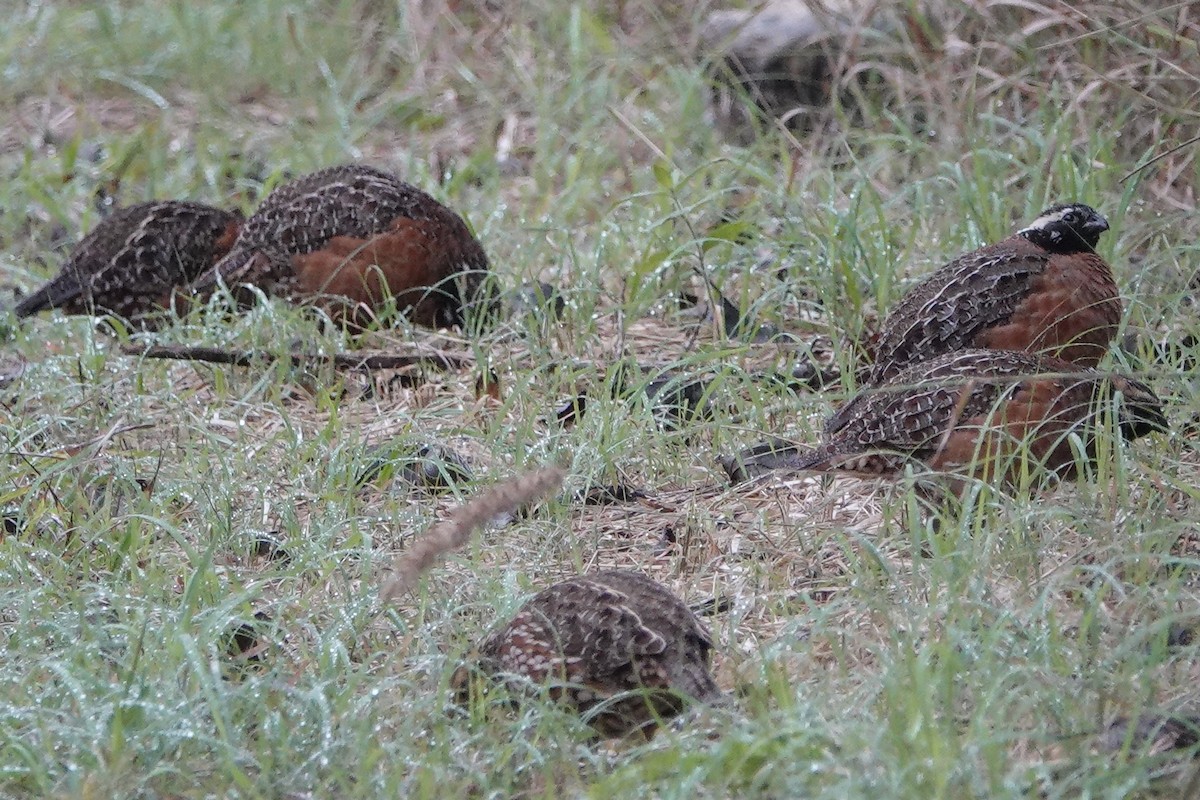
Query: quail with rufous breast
189 164 494 329
452 569 727 738
797 349 1165 492
868 203 1120 385
14 200 241 322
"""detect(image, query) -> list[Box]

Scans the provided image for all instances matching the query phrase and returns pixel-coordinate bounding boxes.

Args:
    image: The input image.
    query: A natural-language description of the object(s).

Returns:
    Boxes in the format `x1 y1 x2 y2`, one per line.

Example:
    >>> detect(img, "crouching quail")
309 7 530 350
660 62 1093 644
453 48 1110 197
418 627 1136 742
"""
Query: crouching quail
799 349 1165 492
189 164 496 329
377 469 728 738
451 569 727 738
14 200 241 322
868 203 1120 385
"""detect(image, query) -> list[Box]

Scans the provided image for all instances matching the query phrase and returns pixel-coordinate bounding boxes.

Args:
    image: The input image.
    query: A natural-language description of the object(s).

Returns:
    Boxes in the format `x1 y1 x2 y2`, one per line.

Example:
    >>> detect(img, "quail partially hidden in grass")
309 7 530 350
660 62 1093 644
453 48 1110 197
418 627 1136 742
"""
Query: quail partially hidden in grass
377 470 726 738
190 164 495 329
14 200 242 321
868 203 1120 385
725 349 1165 490
451 569 726 738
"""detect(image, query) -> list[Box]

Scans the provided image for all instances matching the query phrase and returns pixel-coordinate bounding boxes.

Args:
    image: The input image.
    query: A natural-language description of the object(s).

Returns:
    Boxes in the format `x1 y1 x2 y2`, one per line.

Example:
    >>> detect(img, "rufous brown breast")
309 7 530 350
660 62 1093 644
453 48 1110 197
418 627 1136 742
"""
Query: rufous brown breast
189 164 494 329
868 203 1120 385
800 349 1164 490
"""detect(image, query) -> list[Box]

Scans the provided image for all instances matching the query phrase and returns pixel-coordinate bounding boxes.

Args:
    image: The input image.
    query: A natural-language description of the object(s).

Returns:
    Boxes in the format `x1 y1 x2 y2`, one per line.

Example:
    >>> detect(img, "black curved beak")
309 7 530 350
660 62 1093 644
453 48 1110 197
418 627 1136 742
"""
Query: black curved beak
1084 214 1110 235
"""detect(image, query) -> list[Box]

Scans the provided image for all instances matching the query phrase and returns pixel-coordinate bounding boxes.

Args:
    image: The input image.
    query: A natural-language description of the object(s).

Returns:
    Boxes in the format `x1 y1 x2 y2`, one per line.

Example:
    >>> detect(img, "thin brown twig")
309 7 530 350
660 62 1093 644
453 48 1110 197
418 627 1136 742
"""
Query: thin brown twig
120 343 470 371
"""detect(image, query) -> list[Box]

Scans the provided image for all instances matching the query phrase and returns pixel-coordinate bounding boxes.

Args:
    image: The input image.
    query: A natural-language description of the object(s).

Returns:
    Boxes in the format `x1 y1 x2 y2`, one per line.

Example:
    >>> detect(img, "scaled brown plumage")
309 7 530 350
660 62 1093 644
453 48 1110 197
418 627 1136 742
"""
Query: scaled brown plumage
868 203 1120 385
452 569 726 738
190 164 494 329
798 349 1165 490
14 200 241 321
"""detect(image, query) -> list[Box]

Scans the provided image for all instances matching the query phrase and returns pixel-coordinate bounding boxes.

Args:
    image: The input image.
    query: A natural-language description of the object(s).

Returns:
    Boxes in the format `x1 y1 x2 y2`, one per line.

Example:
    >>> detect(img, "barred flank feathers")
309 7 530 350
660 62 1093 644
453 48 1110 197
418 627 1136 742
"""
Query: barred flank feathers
380 466 565 603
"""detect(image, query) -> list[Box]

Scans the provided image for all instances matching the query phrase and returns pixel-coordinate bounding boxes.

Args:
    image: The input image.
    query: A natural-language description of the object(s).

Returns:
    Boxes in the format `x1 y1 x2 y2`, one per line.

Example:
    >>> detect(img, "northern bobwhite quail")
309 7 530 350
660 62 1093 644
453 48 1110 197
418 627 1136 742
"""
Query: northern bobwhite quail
189 164 494 329
14 200 241 321
798 349 1164 491
868 203 1120 385
451 569 726 738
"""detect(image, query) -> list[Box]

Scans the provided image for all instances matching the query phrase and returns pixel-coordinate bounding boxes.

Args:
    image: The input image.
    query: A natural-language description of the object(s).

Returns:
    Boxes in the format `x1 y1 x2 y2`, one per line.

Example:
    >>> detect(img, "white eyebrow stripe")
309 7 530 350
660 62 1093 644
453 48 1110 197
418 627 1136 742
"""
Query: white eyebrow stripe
1021 208 1071 232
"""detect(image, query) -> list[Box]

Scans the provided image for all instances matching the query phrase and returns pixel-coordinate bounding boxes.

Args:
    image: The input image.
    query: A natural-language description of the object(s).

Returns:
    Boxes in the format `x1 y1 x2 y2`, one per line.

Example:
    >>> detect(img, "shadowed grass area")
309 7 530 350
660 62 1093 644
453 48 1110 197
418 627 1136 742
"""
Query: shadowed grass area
1 0 1199 797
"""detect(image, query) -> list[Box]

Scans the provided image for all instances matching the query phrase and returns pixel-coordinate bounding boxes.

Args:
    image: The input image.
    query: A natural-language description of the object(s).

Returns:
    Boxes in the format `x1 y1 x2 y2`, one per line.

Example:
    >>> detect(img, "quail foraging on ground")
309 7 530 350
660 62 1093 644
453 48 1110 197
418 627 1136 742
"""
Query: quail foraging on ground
375 469 726 736
13 200 242 321
189 164 495 329
451 569 727 738
868 203 1120 385
802 349 1164 491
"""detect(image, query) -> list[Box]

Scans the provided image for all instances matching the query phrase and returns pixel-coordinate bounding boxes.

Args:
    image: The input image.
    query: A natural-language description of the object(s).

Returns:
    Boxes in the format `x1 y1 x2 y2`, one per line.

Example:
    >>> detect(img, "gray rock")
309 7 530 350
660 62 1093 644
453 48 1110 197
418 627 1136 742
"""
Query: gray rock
701 0 848 142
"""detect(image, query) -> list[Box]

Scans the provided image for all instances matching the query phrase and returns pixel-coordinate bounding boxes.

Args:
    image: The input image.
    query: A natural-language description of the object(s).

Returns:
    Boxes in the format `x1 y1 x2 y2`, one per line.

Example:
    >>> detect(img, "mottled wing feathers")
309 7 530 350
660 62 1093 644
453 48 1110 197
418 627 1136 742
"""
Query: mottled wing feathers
868 203 1121 384
240 166 411 253
53 203 168 303
16 200 240 319
824 352 1016 454
211 165 477 271
868 242 1049 385
482 574 668 679
89 203 241 311
189 164 492 328
592 571 720 703
467 570 723 735
802 350 1164 481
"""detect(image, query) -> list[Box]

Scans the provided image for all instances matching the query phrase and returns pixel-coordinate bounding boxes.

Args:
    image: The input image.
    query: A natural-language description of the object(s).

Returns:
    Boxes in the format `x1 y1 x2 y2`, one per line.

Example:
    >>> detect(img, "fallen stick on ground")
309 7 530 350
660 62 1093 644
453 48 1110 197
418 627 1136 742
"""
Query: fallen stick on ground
120 343 469 371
